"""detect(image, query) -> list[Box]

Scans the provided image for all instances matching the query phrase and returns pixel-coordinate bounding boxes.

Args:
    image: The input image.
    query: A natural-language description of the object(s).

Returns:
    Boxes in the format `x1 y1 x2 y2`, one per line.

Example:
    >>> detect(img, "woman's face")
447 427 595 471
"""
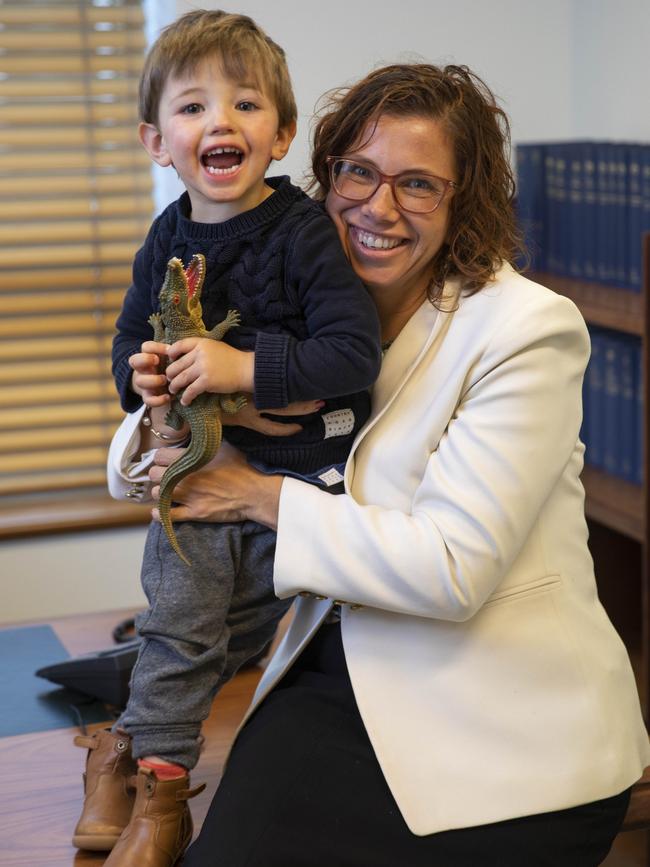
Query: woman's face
325 114 456 304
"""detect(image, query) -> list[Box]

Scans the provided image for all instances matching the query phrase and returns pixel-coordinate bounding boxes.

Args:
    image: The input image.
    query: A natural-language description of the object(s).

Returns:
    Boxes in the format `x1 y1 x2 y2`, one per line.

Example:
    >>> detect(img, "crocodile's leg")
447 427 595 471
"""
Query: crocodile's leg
148 312 165 343
219 393 248 415
164 402 186 432
206 309 240 342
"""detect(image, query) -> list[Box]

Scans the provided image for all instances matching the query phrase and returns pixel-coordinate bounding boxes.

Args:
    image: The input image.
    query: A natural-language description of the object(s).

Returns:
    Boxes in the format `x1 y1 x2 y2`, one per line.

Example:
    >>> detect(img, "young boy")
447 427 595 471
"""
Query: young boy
73 9 381 867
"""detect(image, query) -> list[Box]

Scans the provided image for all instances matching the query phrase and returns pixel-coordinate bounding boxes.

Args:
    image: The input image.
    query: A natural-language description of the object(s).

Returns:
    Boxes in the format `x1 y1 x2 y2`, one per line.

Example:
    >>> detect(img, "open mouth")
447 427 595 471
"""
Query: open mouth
202 146 243 175
351 227 405 251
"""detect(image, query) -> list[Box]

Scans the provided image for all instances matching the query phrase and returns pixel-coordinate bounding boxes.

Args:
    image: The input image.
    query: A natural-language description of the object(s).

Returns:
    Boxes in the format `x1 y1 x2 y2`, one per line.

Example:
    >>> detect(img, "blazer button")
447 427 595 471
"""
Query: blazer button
333 600 346 606
314 595 327 601
350 604 364 610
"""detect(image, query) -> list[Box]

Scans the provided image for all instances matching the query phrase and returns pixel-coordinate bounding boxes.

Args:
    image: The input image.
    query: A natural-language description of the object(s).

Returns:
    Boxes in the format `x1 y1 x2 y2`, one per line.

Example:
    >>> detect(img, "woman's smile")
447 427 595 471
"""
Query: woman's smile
349 225 406 251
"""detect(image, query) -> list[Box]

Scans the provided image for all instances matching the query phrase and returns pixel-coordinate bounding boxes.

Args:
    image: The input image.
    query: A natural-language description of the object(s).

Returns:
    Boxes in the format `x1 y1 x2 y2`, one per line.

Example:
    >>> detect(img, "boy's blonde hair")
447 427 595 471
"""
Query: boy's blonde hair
139 9 297 132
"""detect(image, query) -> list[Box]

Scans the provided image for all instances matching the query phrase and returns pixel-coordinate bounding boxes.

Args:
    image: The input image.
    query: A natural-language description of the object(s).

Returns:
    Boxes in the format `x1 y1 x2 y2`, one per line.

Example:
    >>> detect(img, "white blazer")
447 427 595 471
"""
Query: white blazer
245 266 650 835
106 265 649 835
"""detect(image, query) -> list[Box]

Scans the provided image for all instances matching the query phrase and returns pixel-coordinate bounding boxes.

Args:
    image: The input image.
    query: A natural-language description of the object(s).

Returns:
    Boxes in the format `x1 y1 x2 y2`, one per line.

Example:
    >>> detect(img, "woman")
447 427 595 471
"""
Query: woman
113 64 649 866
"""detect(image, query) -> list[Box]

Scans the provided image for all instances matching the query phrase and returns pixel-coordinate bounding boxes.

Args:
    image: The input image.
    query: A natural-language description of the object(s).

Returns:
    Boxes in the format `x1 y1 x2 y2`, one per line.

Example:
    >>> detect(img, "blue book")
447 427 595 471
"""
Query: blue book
627 144 643 291
568 143 584 279
582 143 598 281
602 334 621 477
555 144 570 276
642 145 650 277
545 149 559 273
516 143 546 272
612 144 628 287
635 341 644 486
585 329 605 469
595 143 613 285
618 336 637 482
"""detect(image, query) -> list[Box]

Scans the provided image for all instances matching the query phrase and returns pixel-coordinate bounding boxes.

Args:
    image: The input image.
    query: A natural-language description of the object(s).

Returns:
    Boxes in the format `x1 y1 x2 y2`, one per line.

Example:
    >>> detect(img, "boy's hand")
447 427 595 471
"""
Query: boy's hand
129 340 171 407
166 338 255 405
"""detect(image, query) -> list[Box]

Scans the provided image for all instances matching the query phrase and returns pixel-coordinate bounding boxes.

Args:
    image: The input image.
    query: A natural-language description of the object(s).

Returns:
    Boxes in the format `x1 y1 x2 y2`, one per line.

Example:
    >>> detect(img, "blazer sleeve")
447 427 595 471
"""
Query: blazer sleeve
252 213 382 408
273 293 590 621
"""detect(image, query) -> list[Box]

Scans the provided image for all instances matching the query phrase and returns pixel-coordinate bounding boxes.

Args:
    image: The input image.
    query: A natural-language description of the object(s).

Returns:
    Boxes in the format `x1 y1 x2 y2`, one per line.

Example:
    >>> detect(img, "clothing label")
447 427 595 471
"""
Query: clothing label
322 408 355 439
318 467 345 487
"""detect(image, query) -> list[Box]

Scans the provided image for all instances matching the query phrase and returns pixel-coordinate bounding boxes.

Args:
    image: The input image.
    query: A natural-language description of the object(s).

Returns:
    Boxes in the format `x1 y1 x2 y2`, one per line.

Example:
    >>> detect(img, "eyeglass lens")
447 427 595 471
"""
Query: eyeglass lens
331 160 448 213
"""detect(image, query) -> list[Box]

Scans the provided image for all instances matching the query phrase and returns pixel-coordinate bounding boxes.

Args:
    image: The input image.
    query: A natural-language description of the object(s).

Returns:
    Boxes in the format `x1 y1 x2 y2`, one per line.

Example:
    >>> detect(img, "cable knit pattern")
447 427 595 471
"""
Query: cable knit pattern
112 176 382 474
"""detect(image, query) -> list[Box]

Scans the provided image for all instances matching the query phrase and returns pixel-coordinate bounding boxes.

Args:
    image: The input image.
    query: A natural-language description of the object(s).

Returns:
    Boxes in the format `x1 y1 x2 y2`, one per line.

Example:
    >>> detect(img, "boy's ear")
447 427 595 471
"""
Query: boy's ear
271 120 297 162
138 121 173 167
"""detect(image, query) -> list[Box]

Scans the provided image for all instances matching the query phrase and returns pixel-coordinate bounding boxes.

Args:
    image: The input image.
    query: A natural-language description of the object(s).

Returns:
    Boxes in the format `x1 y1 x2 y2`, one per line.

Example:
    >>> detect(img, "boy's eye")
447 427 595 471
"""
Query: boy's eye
181 103 203 114
236 101 257 112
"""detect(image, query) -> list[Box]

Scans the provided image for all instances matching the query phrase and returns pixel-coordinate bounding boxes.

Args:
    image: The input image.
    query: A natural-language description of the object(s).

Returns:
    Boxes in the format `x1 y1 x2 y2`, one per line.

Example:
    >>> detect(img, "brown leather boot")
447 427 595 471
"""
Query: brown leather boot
72 728 137 850
103 767 206 867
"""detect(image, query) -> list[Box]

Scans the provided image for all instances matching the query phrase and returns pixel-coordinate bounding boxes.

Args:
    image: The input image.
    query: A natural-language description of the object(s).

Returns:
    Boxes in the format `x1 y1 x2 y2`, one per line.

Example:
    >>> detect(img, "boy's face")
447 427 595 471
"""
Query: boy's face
140 57 295 223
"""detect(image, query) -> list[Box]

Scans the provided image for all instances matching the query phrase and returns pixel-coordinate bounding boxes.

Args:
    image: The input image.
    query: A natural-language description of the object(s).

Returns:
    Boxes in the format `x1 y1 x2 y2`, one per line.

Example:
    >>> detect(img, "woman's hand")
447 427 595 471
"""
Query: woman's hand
149 442 282 530
222 394 325 436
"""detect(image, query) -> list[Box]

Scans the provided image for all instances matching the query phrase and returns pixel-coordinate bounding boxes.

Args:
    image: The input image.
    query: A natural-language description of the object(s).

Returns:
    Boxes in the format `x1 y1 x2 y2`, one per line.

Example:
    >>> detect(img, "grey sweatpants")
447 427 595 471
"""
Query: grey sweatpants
114 519 292 769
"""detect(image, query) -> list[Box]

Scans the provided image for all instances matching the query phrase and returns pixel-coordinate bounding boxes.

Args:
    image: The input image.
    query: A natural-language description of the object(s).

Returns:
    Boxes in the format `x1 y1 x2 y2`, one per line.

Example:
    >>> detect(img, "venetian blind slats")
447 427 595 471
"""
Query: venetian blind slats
0 0 151 507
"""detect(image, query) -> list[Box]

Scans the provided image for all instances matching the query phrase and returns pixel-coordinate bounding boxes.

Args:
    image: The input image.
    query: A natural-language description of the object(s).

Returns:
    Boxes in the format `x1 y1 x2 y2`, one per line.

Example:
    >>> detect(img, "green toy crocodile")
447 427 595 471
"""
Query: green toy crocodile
147 253 246 565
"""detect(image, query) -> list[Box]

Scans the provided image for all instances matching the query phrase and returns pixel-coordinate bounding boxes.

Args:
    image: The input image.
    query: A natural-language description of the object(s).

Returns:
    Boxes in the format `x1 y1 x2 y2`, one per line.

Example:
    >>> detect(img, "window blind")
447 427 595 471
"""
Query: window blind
0 0 153 536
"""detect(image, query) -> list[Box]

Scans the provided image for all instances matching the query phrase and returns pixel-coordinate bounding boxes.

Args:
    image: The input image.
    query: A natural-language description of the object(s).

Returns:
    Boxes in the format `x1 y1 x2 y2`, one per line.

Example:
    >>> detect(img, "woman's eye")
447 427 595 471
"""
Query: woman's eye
181 103 203 115
401 176 445 197
236 101 257 112
341 162 373 182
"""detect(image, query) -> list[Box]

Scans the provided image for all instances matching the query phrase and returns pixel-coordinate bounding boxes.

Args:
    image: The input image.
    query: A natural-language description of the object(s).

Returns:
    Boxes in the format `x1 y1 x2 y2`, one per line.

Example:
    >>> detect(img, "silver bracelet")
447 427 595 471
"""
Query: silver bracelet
142 407 188 443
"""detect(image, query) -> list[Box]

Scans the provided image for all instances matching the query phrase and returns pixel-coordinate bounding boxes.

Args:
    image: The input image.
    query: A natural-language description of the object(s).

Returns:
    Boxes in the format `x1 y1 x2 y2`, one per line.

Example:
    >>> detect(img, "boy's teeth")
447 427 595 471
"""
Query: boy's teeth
357 230 401 249
206 147 241 155
206 164 239 175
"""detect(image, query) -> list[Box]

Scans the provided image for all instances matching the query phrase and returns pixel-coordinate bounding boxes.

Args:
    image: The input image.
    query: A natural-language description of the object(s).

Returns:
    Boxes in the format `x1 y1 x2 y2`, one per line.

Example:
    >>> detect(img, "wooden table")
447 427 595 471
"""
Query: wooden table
0 608 646 867
0 608 265 867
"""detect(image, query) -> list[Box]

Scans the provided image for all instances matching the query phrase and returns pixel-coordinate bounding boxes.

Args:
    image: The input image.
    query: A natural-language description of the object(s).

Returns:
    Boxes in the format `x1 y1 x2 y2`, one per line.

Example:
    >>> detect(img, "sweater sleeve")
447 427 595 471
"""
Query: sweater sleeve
253 212 382 408
111 227 158 412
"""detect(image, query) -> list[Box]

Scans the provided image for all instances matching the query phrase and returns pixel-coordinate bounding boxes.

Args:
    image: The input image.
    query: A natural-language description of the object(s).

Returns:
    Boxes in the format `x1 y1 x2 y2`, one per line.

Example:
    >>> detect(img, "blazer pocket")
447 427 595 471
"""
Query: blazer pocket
482 574 561 609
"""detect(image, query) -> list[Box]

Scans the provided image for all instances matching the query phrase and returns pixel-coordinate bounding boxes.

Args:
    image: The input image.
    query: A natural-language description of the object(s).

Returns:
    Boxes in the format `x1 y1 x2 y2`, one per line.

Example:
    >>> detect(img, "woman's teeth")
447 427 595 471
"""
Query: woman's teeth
356 230 401 250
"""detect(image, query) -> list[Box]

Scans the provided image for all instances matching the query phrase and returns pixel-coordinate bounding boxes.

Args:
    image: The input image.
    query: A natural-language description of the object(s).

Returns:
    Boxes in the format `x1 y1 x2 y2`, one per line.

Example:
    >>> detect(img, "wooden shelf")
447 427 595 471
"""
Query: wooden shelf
582 465 645 543
531 272 644 336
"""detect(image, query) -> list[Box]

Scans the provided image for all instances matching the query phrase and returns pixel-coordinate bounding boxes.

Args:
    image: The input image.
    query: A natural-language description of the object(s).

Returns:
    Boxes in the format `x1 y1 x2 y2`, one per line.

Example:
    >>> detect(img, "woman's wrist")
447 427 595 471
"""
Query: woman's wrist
245 472 283 530
140 405 189 450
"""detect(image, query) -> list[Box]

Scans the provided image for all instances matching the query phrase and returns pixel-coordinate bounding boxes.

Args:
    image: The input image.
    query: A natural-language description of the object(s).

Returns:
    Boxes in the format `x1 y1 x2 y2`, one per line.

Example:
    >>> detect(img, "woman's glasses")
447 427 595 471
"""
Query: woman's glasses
326 157 457 214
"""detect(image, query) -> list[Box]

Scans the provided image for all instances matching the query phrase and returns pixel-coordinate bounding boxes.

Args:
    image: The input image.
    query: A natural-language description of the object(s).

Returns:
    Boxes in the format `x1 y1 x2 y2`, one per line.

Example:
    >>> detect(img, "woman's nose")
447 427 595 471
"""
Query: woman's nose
361 182 400 221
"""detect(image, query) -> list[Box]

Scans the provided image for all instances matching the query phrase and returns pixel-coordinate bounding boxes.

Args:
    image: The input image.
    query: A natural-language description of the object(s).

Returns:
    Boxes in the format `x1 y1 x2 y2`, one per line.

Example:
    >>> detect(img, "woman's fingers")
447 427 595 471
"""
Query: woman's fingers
264 399 325 416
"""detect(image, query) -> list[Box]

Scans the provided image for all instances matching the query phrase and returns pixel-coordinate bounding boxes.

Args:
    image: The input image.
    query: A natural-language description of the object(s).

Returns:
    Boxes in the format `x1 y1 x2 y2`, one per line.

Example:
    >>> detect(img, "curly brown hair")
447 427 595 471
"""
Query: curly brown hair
310 64 524 300
139 9 297 133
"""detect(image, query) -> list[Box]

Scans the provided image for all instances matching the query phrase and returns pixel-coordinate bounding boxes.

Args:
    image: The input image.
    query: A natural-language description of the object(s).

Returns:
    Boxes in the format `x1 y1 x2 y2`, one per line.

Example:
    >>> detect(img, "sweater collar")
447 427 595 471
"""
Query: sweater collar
176 176 301 241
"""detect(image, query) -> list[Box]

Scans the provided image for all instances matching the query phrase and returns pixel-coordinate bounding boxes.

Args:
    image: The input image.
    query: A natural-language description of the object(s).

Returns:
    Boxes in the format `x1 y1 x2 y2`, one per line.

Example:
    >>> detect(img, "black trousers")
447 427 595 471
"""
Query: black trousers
184 622 631 867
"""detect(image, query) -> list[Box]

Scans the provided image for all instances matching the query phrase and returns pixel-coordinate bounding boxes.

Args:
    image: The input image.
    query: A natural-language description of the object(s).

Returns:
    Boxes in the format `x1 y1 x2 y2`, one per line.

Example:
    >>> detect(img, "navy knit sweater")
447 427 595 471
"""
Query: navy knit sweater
112 176 382 474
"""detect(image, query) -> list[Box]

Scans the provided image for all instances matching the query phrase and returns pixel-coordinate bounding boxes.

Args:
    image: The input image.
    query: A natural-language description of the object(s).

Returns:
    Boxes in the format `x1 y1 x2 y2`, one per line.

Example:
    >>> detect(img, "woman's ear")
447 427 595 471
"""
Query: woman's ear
139 122 172 167
271 120 297 163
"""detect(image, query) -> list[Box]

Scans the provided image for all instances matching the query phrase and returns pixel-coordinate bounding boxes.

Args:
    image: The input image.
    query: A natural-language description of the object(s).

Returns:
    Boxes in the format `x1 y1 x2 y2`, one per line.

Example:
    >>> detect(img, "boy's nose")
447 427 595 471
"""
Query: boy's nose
207 106 235 134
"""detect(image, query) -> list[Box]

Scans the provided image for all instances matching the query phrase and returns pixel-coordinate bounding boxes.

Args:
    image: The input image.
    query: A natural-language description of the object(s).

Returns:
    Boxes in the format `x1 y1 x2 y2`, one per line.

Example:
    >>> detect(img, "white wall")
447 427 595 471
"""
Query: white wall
4 0 649 624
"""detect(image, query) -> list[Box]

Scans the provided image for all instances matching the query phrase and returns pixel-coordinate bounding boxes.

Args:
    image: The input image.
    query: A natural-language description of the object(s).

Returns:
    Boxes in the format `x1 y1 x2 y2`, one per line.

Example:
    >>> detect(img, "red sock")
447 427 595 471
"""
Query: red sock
138 758 187 780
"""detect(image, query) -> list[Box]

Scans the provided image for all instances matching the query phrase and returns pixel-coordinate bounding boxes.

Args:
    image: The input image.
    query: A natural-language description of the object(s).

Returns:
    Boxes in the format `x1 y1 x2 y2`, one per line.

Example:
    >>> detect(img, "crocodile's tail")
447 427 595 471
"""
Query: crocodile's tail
157 416 222 565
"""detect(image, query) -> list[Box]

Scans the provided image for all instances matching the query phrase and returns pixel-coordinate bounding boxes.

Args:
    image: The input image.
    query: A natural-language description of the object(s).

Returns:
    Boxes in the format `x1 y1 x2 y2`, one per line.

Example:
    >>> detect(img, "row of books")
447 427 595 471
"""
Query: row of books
516 141 650 291
581 327 643 483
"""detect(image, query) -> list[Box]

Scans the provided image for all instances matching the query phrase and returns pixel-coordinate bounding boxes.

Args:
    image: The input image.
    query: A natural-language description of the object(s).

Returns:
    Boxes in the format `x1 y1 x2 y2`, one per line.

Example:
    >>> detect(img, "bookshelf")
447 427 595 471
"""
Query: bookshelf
531 232 650 714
